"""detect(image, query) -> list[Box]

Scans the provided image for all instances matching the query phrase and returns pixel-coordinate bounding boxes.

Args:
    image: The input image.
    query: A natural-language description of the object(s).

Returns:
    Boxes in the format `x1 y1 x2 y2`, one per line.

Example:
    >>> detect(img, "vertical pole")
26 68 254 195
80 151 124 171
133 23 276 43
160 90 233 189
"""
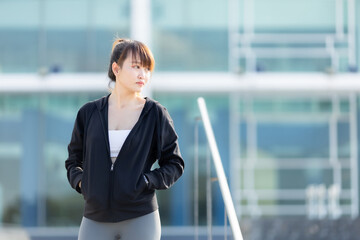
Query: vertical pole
229 94 241 217
347 0 357 68
38 0 47 73
246 96 259 216
224 210 228 240
326 37 339 72
21 109 40 226
228 0 240 72
243 0 254 37
335 0 344 40
130 0 152 46
349 94 359 218
130 0 153 97
329 95 342 194
243 0 255 72
87 0 96 71
194 118 200 240
37 94 46 226
206 146 212 240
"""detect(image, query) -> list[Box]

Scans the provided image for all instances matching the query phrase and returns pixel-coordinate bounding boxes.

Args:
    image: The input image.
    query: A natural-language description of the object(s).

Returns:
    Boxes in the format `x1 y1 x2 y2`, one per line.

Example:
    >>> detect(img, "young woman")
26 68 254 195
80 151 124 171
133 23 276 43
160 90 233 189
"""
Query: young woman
65 38 185 240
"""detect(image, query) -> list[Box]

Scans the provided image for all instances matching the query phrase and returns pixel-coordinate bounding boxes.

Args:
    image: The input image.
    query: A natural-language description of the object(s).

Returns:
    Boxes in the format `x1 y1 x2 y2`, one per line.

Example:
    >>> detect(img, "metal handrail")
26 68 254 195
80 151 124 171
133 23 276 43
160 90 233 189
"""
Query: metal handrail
228 0 357 72
197 97 244 240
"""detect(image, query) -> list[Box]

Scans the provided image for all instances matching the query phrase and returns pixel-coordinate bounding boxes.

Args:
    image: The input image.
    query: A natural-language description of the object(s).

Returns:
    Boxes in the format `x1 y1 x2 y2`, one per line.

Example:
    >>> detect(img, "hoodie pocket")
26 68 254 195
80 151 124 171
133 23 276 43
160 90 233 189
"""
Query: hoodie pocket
81 174 88 200
113 173 150 206
81 171 109 211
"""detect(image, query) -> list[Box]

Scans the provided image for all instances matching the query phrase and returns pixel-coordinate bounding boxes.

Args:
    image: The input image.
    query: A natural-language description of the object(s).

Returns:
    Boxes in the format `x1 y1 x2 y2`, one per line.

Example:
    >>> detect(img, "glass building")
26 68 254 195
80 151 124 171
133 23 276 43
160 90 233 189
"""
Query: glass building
1 0 360 239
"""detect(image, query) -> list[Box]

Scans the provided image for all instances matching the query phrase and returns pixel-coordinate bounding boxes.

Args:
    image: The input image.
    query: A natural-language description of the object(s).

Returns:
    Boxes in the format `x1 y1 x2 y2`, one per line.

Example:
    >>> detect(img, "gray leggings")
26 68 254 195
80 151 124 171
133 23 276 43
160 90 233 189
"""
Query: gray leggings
78 210 161 240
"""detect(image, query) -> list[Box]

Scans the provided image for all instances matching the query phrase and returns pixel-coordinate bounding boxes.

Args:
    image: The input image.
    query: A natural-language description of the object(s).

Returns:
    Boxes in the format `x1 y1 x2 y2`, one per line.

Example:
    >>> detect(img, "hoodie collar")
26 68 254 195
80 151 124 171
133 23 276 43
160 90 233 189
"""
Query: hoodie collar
95 93 155 158
95 93 154 115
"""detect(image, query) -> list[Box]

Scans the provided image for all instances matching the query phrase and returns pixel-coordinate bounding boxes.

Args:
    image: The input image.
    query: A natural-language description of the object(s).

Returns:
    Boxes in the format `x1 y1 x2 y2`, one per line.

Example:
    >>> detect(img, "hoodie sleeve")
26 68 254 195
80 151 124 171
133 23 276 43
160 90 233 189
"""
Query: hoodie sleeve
65 106 86 194
144 106 185 190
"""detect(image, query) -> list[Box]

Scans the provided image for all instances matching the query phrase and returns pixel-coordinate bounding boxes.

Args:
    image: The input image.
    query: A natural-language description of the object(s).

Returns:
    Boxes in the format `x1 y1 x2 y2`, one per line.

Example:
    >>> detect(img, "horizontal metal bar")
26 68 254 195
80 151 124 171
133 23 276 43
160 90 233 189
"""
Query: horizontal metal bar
2 73 360 94
235 33 349 44
240 160 351 169
234 47 349 58
235 189 352 200
240 114 350 123
0 74 108 93
238 205 353 215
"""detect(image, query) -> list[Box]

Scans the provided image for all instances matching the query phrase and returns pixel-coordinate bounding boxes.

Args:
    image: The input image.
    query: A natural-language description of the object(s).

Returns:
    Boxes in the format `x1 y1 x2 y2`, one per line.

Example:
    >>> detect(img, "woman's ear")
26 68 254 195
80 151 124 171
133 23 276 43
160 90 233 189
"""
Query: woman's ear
112 62 120 75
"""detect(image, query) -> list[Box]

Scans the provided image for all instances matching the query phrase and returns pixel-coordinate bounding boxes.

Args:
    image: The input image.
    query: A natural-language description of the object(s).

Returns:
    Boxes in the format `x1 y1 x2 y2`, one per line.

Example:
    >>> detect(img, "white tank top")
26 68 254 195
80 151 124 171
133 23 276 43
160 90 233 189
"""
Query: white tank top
108 130 131 158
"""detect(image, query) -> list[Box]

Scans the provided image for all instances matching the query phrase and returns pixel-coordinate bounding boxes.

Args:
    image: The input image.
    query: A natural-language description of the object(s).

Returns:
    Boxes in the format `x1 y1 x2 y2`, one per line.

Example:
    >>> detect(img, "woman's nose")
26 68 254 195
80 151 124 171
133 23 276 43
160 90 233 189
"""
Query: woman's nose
138 69 147 79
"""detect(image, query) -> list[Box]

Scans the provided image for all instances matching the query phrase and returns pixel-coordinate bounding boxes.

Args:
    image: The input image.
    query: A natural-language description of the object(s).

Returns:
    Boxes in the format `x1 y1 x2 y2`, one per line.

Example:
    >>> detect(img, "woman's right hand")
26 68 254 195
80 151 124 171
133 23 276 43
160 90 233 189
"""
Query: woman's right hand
78 181 82 189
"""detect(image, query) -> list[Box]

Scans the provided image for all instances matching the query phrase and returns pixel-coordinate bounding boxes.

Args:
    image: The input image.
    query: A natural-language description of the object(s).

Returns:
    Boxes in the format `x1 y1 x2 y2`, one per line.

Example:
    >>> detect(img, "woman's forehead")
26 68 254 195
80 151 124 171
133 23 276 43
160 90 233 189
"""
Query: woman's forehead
123 49 153 69
126 52 141 62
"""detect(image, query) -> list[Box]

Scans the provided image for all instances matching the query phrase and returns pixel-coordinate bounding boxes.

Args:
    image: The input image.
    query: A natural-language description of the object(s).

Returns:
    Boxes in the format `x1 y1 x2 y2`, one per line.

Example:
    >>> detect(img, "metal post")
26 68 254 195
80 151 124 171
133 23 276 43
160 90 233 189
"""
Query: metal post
243 0 254 37
347 0 357 68
228 0 241 72
224 209 228 240
335 0 345 40
194 118 200 240
326 37 339 72
329 95 342 193
130 0 152 46
206 146 212 240
229 94 241 217
243 0 255 72
130 0 153 97
38 0 47 73
86 0 96 71
37 94 46 226
246 96 259 216
349 94 359 218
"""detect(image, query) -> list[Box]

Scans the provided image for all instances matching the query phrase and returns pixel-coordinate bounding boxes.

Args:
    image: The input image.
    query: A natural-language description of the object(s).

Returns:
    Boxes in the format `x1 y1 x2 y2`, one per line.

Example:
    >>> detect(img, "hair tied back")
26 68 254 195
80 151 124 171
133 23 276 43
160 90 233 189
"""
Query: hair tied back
112 38 127 52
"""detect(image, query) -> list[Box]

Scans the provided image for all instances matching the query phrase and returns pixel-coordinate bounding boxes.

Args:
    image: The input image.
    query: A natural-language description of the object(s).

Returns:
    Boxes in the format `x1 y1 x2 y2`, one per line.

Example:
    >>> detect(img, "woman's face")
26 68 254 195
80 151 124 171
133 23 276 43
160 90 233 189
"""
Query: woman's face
114 53 151 94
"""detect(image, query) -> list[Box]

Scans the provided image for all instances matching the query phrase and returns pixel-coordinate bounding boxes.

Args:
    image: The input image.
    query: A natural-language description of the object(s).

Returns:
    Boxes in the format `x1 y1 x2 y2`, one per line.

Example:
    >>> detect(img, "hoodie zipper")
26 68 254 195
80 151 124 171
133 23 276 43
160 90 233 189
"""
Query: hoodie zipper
109 173 114 216
109 161 115 219
106 98 148 220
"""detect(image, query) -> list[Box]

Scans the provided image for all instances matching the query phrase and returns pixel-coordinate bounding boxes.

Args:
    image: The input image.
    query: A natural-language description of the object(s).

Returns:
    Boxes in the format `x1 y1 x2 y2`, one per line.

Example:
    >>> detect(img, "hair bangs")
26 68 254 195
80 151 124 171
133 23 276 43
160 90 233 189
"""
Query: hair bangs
129 43 155 72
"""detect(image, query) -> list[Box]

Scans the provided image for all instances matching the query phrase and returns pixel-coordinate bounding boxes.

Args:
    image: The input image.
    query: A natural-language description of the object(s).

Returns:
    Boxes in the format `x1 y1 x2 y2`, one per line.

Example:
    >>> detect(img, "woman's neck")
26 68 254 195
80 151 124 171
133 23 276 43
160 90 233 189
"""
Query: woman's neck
109 89 142 109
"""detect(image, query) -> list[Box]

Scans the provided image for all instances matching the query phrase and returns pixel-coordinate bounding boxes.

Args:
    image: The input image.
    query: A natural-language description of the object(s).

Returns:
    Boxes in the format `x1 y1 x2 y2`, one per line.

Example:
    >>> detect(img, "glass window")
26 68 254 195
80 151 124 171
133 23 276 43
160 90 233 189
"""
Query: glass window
0 0 40 72
0 0 130 73
43 93 106 226
0 93 107 226
152 0 229 71
44 0 130 73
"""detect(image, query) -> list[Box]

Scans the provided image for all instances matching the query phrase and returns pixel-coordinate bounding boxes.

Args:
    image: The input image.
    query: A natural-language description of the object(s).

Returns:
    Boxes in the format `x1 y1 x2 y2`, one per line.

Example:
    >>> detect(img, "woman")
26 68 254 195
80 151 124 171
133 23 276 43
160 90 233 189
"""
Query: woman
65 38 185 240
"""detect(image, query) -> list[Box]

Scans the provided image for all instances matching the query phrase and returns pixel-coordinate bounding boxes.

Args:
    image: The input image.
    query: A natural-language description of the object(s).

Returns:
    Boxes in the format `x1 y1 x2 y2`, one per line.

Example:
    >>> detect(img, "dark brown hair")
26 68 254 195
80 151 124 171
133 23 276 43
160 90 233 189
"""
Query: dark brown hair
108 38 155 82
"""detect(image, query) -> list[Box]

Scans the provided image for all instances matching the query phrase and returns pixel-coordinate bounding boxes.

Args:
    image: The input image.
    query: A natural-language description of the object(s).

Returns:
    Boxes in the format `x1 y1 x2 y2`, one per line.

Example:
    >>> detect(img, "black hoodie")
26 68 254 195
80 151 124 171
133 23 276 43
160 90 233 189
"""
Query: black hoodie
65 94 185 222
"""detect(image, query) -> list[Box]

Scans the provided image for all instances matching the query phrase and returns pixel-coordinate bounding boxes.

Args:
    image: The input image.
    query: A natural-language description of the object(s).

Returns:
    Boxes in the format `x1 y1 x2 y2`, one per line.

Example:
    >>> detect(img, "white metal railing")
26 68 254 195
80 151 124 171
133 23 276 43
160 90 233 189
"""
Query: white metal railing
230 94 358 219
228 0 357 73
196 97 244 240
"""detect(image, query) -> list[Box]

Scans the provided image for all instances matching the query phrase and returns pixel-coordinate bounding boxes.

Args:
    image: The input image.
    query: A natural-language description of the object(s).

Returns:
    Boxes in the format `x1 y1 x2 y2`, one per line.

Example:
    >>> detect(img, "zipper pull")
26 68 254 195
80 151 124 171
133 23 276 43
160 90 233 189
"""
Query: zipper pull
110 163 114 171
